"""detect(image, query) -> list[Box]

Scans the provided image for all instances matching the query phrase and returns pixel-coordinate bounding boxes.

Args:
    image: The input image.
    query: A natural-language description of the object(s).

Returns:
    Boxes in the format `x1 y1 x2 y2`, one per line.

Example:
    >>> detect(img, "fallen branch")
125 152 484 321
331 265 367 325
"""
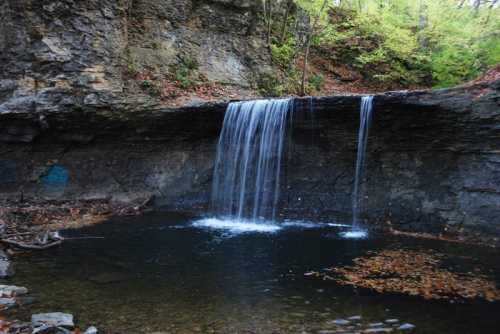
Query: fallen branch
1 238 62 250
63 236 105 240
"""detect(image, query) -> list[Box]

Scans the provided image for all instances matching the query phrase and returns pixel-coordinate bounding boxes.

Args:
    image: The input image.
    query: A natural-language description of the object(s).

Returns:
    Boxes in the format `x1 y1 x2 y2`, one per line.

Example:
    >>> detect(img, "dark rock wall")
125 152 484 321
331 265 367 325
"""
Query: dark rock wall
0 104 226 208
1 81 499 238
287 82 500 236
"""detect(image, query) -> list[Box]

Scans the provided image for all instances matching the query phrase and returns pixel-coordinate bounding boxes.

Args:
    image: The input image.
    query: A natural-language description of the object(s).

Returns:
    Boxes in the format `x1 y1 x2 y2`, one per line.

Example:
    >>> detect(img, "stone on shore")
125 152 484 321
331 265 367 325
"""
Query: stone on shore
84 326 99 334
0 284 28 297
31 312 74 329
0 250 14 278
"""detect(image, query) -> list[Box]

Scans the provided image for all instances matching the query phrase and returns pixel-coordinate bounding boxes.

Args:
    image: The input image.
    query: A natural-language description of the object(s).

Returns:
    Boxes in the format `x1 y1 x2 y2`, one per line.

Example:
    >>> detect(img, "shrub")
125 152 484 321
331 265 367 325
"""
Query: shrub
308 73 325 92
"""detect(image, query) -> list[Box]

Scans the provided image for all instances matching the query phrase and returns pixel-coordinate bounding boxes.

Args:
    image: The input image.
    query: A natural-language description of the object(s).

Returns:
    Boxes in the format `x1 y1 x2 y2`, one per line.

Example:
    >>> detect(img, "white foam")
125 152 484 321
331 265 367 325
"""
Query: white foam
192 218 282 234
191 218 359 236
340 230 369 239
326 223 351 228
282 221 317 228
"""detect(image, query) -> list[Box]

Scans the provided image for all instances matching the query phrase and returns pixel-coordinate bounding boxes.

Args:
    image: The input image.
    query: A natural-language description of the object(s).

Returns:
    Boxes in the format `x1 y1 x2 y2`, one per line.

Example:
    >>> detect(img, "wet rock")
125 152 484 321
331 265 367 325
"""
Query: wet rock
84 326 99 334
317 330 336 334
363 328 393 333
385 319 399 324
368 323 384 327
348 315 362 321
0 297 16 308
397 323 416 331
0 284 28 297
7 321 31 333
31 313 74 329
332 319 350 325
0 250 14 278
33 326 73 334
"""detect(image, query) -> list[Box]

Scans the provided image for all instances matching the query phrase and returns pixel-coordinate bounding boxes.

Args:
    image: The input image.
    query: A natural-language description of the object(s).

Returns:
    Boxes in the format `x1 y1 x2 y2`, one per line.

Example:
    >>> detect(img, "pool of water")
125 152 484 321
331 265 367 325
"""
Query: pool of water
4 212 500 333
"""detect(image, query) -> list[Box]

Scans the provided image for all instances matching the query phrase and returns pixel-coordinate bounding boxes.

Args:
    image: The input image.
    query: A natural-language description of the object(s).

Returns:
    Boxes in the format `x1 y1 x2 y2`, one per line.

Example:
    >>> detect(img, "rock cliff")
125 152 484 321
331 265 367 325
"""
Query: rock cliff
0 0 268 116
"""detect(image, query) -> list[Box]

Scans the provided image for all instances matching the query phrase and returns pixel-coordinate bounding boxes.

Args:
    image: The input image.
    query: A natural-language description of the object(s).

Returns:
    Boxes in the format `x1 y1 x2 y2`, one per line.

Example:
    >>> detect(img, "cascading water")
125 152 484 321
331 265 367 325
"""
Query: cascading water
210 99 292 222
351 95 374 231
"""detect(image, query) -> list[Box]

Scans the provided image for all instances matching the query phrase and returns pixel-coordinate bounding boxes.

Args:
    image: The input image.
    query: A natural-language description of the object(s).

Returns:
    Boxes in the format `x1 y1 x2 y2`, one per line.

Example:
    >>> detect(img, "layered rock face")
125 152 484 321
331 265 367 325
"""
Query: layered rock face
1 80 499 239
0 0 267 116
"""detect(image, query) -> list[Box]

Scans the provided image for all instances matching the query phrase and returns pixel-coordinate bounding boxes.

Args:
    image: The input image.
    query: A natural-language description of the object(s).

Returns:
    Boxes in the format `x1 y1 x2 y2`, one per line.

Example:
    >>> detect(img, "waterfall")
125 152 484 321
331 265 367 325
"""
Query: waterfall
352 96 374 228
211 99 292 221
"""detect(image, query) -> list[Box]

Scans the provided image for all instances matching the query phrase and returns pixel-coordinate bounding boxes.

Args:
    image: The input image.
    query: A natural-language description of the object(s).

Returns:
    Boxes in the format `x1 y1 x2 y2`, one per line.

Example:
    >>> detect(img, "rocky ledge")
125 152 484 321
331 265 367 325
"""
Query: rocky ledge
0 79 499 244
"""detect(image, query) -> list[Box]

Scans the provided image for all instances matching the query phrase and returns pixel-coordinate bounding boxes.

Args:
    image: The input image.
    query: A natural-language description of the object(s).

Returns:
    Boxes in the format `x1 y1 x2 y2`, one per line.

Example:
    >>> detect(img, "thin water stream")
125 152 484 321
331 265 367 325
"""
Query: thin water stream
352 96 374 230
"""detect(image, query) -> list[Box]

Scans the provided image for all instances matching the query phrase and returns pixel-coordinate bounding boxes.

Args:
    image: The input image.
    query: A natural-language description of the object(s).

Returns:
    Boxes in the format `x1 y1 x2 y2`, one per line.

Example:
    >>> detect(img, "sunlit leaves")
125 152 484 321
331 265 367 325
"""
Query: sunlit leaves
307 249 500 302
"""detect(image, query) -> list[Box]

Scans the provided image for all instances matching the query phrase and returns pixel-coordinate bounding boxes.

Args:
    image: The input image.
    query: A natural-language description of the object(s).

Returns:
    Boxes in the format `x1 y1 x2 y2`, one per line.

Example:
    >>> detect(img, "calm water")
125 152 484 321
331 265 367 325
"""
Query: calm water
4 212 500 334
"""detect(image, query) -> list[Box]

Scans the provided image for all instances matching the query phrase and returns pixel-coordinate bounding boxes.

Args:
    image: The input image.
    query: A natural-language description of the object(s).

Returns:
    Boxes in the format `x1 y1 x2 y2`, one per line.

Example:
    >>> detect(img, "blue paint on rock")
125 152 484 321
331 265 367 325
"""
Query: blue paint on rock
41 164 69 186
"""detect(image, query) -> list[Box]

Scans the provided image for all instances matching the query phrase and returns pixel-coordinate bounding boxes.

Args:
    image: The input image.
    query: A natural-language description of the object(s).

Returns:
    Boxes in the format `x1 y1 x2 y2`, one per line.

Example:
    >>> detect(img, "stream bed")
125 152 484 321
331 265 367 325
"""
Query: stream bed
3 212 500 334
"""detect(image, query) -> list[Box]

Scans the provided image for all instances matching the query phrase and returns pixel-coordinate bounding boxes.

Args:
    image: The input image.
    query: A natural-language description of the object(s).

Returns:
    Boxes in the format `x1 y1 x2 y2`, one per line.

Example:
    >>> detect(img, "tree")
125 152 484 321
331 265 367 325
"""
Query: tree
296 0 330 95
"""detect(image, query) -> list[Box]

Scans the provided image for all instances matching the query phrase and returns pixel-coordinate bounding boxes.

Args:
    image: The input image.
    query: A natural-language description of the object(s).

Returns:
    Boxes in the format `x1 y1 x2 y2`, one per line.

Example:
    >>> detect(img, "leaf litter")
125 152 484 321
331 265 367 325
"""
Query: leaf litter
305 249 500 302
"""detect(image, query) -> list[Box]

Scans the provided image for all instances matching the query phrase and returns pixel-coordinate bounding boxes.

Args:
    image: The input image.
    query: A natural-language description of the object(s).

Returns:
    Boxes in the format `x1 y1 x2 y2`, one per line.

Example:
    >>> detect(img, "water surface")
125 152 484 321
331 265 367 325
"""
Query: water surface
5 212 500 334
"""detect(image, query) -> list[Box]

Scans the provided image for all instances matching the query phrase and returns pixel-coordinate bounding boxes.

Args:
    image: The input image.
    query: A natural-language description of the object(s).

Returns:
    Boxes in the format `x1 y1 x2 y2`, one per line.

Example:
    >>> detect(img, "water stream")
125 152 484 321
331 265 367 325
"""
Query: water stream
351 96 374 230
210 99 292 221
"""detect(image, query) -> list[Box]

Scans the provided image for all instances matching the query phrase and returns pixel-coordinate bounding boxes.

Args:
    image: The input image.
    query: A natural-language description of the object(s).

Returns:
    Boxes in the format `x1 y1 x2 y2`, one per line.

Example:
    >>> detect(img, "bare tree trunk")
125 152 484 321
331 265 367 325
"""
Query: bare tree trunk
485 0 498 23
300 0 329 96
417 0 428 48
264 0 273 47
473 0 482 10
300 36 312 95
279 0 294 44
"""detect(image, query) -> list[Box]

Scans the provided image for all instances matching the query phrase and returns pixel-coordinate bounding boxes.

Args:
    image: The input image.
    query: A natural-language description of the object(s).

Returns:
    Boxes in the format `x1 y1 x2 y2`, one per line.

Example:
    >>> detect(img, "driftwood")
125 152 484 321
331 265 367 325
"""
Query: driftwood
1 238 62 250
0 231 63 250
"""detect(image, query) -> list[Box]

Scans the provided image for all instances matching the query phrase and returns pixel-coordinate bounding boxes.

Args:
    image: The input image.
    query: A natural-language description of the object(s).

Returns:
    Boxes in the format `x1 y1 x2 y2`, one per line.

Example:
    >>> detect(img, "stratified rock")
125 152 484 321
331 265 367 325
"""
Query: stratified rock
363 328 393 333
31 313 74 329
0 0 268 120
368 323 384 327
0 297 16 308
0 284 28 297
0 250 14 278
398 323 416 331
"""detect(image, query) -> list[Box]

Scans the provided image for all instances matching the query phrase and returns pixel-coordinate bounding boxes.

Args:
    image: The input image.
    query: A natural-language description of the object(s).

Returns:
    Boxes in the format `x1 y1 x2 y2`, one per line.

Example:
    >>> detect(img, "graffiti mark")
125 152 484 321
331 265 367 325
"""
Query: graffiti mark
41 164 69 186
